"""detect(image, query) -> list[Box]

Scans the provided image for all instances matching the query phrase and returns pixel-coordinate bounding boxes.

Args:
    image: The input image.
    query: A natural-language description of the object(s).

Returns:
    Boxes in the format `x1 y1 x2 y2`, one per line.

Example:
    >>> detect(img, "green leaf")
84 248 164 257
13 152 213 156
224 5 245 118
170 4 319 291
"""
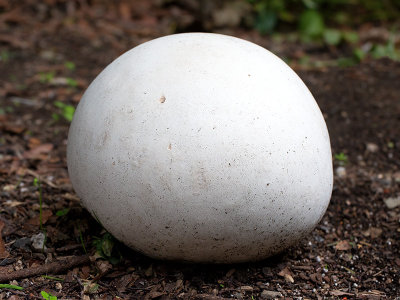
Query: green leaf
39 71 55 84
52 113 60 121
334 12 349 25
56 208 70 217
101 233 115 257
353 48 366 61
337 57 357 67
53 101 64 109
87 283 99 294
371 44 388 59
299 10 325 39
108 255 122 265
0 50 10 62
278 10 294 22
342 31 359 44
66 78 78 88
0 284 23 290
371 40 400 61
323 29 342 45
302 0 317 9
255 10 278 34
64 61 76 71
334 152 348 164
62 105 75 122
41 290 58 300
53 101 75 122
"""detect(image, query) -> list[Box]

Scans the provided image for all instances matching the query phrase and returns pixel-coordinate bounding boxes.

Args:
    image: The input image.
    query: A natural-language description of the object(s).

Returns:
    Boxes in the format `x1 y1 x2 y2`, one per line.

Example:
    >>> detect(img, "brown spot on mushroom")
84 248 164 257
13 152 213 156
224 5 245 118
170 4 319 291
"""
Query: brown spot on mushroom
160 95 166 103
168 143 172 150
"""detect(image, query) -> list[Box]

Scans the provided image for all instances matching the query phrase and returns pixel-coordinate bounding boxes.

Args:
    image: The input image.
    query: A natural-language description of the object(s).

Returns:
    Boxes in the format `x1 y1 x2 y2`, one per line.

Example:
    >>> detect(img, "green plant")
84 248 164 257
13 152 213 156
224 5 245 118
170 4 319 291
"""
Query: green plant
64 61 76 71
33 177 44 231
39 71 55 84
53 101 75 122
41 291 58 300
248 0 288 34
93 232 122 264
248 0 400 49
334 152 348 165
323 28 341 45
370 39 400 61
336 56 358 67
0 106 14 115
66 77 78 88
299 9 325 41
0 50 11 62
56 208 70 217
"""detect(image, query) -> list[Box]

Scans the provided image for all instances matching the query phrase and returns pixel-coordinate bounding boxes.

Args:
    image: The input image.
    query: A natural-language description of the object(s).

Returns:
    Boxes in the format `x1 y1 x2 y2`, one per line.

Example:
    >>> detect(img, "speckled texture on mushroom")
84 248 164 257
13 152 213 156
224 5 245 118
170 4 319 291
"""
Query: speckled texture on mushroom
67 33 333 263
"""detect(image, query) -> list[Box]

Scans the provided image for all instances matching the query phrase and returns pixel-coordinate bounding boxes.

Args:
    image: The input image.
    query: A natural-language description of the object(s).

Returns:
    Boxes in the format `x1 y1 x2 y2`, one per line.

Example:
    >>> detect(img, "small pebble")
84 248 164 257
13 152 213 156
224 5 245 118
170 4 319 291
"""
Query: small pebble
384 196 400 209
13 237 32 251
336 166 347 178
31 232 46 251
314 235 325 243
366 143 379 153
260 290 282 299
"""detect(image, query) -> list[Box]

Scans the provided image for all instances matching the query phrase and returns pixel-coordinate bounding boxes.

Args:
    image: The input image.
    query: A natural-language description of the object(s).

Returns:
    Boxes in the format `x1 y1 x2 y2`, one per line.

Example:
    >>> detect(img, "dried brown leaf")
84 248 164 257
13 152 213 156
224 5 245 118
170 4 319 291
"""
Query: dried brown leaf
278 267 294 283
0 34 29 48
148 291 165 299
27 210 53 226
119 1 132 20
0 220 10 258
23 143 54 159
239 286 253 292
369 227 383 239
226 268 235 277
96 259 112 274
335 240 352 251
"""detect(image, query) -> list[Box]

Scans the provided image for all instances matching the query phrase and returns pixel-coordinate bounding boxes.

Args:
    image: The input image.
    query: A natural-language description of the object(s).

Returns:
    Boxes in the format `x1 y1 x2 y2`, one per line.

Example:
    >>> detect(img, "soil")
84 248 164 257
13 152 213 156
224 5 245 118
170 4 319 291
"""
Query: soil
0 1 399 299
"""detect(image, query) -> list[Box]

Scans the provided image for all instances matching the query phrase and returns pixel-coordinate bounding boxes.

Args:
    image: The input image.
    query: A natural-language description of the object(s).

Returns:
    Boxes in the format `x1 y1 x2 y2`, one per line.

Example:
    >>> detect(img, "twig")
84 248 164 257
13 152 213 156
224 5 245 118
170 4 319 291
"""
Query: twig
0 255 90 283
56 243 83 252
26 169 58 189
195 295 231 300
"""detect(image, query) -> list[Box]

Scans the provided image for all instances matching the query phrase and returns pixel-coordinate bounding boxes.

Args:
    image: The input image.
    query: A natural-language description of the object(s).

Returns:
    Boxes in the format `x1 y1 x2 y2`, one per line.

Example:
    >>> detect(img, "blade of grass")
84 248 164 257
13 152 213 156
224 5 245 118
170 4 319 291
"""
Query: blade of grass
0 284 23 290
33 177 43 231
78 224 87 254
42 275 64 281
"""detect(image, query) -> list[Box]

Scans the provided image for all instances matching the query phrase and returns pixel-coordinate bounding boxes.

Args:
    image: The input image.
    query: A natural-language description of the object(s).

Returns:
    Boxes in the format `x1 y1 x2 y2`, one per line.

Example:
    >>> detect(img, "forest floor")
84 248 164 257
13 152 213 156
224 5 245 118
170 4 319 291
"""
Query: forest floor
0 1 399 299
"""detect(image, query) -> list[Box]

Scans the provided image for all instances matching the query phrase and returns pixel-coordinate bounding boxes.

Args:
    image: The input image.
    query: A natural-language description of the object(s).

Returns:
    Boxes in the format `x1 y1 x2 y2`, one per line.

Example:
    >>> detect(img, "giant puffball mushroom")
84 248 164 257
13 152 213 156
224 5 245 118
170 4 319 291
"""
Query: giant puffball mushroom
67 33 333 263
